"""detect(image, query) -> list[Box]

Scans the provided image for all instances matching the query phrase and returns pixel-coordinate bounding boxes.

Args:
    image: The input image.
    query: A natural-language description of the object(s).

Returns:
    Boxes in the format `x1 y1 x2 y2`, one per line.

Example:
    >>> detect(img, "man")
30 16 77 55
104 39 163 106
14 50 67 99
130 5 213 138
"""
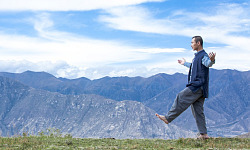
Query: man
155 36 216 139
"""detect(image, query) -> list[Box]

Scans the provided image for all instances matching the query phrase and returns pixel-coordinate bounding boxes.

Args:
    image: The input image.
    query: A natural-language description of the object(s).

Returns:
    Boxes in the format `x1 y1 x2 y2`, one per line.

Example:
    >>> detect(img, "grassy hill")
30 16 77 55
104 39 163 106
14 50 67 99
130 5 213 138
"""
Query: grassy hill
0 135 249 149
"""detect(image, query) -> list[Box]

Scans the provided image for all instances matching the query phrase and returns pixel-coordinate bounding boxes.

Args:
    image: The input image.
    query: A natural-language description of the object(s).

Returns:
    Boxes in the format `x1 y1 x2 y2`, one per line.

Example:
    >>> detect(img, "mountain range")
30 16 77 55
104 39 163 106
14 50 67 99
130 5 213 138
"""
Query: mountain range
0 75 194 139
0 69 249 138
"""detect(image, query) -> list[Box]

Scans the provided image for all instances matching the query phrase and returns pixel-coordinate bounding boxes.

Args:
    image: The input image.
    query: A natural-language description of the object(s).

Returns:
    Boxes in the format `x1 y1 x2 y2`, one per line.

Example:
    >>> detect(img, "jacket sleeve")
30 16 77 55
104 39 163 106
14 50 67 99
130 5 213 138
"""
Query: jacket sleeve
202 54 215 68
184 62 191 68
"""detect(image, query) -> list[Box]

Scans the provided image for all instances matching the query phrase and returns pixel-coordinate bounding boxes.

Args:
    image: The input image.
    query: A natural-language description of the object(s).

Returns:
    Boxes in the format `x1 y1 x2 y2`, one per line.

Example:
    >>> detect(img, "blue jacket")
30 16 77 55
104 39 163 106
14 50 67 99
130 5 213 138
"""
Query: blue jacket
186 50 209 98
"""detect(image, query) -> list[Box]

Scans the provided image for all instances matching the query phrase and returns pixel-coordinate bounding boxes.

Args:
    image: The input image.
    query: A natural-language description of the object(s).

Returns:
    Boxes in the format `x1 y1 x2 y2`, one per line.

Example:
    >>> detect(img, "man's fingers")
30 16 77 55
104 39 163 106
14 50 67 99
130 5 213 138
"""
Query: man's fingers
209 53 213 58
178 58 185 65
209 52 216 58
208 52 216 61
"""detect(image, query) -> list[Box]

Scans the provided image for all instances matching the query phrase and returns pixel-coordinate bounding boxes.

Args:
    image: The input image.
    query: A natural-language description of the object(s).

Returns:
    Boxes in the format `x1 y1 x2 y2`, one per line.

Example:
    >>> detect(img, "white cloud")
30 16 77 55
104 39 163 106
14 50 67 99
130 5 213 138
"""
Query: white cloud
100 3 250 39
0 1 249 79
100 6 174 34
0 29 186 78
100 3 250 72
0 0 163 11
206 46 250 71
0 59 187 79
0 13 138 65
33 13 54 33
0 60 68 74
136 48 186 53
0 12 185 79
0 32 146 66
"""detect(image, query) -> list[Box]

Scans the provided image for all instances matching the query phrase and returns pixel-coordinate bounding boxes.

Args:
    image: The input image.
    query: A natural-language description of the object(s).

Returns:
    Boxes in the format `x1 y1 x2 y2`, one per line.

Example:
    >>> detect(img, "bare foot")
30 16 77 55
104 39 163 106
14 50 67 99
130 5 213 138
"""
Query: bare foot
155 113 169 124
197 134 210 140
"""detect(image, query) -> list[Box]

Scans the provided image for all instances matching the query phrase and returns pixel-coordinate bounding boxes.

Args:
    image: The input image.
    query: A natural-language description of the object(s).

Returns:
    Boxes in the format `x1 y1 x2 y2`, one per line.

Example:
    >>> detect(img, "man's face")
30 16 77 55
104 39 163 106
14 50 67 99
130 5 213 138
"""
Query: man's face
191 38 199 51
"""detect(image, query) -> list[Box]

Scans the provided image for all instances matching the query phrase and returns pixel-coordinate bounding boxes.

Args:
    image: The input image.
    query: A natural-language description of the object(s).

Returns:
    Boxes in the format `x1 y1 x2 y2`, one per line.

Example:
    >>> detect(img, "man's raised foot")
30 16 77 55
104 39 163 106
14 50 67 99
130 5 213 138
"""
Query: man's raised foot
155 113 169 124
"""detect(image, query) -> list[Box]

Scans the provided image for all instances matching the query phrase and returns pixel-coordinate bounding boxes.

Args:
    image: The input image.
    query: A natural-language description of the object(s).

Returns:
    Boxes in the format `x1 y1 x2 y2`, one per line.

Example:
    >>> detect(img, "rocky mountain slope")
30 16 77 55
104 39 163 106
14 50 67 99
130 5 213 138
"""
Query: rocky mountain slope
0 76 194 139
0 69 249 137
236 132 250 138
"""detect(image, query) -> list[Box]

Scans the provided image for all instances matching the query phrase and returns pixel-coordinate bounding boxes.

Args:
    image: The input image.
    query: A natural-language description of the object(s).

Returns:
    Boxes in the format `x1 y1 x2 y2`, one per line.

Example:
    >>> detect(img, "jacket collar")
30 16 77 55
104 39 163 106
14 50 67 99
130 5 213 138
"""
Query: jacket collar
195 49 204 56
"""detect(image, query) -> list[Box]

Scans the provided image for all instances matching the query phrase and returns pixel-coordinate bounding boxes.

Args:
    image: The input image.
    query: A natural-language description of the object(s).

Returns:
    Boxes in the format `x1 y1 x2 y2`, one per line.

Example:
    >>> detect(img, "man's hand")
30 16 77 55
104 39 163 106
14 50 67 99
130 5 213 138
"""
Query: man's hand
209 52 216 62
178 58 186 65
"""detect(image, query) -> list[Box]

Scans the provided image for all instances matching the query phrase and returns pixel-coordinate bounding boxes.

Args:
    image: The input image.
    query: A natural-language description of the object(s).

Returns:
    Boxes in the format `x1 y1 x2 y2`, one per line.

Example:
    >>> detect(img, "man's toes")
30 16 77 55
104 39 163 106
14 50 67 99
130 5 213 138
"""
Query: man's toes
155 113 168 124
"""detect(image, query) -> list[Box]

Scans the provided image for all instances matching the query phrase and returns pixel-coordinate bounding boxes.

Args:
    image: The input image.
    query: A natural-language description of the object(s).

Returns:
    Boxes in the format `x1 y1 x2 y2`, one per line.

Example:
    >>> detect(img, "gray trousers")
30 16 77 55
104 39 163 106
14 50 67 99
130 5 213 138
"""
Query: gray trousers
165 87 207 134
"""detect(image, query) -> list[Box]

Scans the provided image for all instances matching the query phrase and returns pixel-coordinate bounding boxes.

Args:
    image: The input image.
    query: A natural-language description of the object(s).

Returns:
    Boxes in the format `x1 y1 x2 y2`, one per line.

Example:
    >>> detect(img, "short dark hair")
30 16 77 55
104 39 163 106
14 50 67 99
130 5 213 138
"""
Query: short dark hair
192 36 203 46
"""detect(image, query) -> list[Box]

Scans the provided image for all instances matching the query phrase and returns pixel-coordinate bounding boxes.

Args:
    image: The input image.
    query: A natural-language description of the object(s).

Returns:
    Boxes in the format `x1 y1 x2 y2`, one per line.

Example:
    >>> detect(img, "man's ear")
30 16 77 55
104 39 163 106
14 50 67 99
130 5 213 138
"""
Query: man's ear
197 41 201 46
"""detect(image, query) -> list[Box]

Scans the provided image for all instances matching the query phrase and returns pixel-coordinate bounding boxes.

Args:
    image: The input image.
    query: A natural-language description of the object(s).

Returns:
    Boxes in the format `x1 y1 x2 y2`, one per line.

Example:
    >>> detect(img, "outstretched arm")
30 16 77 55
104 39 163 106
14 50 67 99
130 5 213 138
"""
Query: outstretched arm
178 58 191 68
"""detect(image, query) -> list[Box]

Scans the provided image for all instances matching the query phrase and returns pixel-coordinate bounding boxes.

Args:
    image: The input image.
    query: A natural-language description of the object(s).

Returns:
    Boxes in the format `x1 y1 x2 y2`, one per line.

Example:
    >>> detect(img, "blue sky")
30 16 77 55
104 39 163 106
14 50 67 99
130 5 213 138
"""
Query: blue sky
0 0 249 79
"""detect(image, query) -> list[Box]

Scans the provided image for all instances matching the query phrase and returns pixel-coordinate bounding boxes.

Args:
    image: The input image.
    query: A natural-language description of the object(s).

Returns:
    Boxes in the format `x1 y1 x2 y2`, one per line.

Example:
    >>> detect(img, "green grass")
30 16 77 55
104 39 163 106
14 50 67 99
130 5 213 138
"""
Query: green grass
0 135 249 150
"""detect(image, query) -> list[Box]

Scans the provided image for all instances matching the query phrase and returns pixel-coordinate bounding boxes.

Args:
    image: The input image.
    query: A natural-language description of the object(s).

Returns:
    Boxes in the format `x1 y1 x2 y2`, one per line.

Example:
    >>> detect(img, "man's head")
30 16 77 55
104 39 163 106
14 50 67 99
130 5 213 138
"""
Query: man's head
191 36 203 51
